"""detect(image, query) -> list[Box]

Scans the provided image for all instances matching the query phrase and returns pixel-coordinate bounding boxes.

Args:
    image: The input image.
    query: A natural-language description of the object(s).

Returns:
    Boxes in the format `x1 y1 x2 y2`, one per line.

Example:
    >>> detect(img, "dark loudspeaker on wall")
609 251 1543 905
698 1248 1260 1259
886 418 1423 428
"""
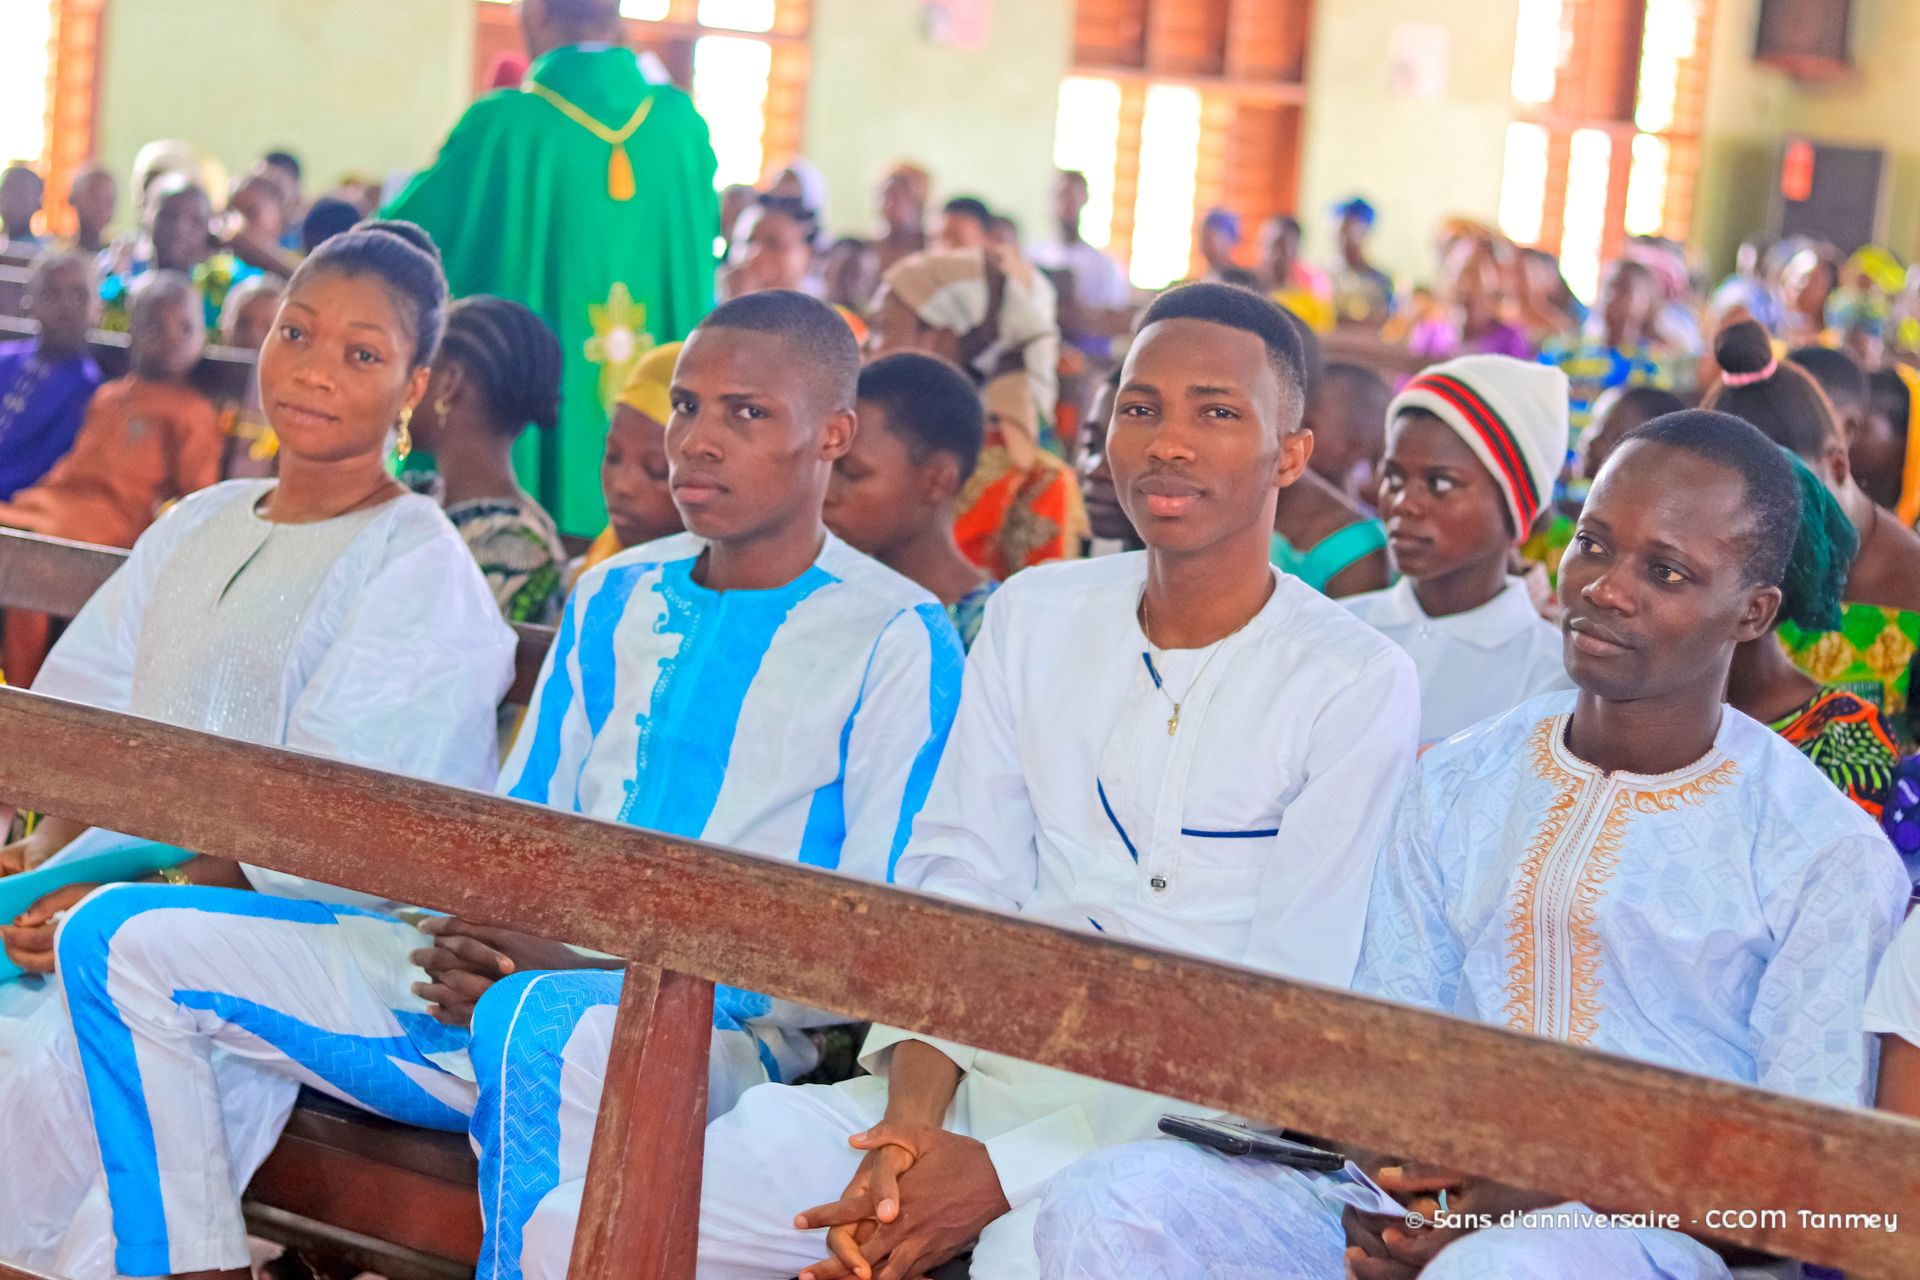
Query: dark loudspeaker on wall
1754 0 1851 79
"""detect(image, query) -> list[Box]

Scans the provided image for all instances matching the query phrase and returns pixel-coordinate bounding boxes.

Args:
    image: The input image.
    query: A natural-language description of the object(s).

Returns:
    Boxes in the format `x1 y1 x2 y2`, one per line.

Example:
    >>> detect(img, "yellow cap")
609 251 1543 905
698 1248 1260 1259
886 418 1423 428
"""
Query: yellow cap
616 341 682 424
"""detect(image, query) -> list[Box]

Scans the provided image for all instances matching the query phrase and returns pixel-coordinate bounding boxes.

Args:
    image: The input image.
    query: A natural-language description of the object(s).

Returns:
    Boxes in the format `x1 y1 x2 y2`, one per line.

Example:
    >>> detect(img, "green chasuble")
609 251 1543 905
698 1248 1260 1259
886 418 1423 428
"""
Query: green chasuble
384 47 718 533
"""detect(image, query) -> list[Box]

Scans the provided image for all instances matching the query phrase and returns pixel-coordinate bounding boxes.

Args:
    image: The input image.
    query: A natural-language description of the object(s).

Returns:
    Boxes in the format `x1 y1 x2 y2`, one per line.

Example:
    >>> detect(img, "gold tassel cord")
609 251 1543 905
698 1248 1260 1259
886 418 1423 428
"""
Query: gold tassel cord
522 82 654 202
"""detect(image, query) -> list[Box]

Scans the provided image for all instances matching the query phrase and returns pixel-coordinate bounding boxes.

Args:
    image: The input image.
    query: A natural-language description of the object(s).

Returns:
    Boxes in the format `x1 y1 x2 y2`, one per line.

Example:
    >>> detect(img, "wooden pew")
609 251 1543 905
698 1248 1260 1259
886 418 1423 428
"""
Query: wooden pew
0 265 26 320
1320 325 1429 378
7 688 1920 1278
7 529 1920 1278
0 315 256 406
0 528 547 1275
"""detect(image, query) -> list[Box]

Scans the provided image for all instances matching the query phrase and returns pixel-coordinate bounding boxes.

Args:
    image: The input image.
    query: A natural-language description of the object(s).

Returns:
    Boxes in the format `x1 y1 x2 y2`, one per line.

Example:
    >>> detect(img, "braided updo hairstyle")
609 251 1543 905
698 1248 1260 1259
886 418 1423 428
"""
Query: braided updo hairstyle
288 218 449 367
1703 319 1836 462
436 296 564 435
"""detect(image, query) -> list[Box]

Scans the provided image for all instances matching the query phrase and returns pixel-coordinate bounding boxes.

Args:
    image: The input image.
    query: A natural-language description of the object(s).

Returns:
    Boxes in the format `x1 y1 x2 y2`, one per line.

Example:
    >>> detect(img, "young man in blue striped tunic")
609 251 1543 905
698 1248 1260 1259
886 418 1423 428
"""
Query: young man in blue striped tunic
18 291 962 1280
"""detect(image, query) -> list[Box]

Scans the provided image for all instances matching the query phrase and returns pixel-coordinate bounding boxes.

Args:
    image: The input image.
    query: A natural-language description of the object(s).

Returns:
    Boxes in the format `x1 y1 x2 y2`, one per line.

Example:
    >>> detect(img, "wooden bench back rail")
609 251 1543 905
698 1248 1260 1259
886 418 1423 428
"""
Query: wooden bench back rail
0 529 555 707
0 316 258 405
4 688 1920 1279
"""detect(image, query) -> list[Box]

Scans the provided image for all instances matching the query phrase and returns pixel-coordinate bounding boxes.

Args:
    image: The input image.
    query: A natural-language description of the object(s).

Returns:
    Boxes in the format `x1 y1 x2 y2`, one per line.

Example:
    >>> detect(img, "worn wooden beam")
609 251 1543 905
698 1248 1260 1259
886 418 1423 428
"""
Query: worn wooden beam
0 530 118 620
0 1261 66 1280
3 688 1918 1275
569 965 713 1279
0 529 555 705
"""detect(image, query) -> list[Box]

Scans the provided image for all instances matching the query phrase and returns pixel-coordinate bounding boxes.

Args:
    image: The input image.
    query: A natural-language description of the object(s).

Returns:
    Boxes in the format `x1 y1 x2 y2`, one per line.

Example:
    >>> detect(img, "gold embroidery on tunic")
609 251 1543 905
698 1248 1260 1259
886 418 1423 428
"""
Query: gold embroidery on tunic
1504 716 1739 1045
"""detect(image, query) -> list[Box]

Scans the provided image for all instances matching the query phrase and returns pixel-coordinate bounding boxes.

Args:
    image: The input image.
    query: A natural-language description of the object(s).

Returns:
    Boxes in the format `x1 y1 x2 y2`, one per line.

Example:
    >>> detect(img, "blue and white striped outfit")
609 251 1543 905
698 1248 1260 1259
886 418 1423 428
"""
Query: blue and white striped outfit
467 530 963 1280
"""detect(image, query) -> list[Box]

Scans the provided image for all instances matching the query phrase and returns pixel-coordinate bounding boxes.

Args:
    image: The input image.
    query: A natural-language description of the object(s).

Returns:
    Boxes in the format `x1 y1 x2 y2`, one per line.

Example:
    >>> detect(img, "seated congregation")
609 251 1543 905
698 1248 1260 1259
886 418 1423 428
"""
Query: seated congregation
5 25 1920 1280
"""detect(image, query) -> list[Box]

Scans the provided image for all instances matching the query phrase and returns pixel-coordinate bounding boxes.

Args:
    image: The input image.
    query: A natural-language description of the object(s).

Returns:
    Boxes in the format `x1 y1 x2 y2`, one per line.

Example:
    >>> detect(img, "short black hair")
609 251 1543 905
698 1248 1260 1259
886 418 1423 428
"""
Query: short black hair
1600 384 1686 424
1138 281 1310 411
1266 213 1303 238
942 196 992 225
301 197 363 254
262 150 302 181
1869 367 1910 431
441 296 564 436
1 164 44 199
129 268 200 324
695 289 860 412
857 353 984 482
26 247 96 295
1789 344 1868 416
291 219 449 367
1619 409 1801 589
1706 320 1835 460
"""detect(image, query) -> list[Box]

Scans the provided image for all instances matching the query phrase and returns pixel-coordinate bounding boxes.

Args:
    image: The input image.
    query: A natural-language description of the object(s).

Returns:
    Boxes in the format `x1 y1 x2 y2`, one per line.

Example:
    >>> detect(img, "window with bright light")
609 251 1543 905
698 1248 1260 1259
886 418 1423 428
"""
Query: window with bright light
1497 0 1715 296
697 0 775 32
1497 122 1550 247
1509 0 1565 105
0 2 53 169
693 35 772 188
1129 85 1202 290
475 0 806 193
1052 77 1122 252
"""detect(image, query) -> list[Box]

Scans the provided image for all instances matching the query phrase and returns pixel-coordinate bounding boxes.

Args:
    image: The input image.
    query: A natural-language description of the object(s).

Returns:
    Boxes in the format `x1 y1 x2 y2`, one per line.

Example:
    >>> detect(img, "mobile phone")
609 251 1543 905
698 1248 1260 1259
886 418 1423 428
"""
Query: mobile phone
1157 1115 1346 1172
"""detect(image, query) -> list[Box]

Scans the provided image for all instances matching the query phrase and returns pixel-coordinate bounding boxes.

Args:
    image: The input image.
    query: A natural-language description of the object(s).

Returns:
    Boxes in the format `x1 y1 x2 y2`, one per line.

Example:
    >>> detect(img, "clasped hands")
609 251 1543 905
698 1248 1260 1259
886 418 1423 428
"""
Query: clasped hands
795 1120 1010 1280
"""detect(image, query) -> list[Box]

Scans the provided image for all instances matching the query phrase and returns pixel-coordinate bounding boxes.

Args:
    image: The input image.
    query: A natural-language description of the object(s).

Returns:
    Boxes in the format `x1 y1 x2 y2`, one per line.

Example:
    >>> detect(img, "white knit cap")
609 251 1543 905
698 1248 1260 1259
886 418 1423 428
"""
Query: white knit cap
1385 355 1571 532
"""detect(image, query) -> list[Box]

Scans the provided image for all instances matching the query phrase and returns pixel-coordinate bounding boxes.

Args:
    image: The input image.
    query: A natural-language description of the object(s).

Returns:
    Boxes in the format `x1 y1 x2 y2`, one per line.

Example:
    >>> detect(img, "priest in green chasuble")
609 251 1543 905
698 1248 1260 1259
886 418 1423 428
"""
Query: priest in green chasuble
385 0 718 533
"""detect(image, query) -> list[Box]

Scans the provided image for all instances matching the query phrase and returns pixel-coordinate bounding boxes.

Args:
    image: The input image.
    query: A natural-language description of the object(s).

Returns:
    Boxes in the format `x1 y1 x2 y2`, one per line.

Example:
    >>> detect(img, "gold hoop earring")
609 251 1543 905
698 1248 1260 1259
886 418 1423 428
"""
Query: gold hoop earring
395 407 414 463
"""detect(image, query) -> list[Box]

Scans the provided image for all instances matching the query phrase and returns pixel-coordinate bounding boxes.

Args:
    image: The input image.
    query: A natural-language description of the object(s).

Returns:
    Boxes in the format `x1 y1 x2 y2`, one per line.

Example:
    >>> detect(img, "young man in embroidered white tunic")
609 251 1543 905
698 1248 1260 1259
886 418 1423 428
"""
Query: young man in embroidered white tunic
1343 355 1571 747
1032 410 1907 1280
662 283 1418 1280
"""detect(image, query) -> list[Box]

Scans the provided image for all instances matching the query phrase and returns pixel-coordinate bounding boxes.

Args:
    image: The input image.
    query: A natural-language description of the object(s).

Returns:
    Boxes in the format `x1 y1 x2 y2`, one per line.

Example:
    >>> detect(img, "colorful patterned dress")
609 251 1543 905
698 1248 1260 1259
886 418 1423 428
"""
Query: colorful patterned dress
1768 687 1902 817
445 496 567 626
1780 603 1920 751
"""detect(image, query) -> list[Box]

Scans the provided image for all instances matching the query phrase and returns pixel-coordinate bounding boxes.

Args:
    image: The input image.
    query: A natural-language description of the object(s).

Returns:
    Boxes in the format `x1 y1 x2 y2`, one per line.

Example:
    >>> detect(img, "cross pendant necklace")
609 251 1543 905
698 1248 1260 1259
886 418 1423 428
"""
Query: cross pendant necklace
1139 595 1231 737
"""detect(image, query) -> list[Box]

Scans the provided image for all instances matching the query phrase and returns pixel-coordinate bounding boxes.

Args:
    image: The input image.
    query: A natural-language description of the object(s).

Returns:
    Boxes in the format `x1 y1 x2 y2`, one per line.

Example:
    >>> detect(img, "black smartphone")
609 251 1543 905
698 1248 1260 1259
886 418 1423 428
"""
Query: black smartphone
1157 1115 1346 1172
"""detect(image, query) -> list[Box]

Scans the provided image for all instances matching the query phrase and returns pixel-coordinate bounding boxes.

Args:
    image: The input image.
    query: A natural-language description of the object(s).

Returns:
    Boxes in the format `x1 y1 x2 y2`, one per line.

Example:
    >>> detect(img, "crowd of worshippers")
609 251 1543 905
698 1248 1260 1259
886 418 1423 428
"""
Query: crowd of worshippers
5 123 1920 1280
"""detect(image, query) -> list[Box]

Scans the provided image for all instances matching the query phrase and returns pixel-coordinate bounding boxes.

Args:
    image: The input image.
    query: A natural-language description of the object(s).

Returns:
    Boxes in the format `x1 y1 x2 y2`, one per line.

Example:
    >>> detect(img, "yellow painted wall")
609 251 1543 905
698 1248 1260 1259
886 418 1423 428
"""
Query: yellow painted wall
802 0 1075 242
1696 0 1920 270
95 0 474 216
1296 0 1521 284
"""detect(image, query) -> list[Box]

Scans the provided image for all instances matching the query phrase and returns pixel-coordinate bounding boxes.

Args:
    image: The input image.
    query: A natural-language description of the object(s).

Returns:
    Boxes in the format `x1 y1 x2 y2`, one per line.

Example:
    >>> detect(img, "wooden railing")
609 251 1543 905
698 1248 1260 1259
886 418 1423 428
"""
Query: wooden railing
5 532 1920 1277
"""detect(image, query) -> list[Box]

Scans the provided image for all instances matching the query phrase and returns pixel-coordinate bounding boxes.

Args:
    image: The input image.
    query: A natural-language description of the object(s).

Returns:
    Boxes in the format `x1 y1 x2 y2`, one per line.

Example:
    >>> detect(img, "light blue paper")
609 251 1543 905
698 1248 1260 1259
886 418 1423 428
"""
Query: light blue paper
0 842 191 981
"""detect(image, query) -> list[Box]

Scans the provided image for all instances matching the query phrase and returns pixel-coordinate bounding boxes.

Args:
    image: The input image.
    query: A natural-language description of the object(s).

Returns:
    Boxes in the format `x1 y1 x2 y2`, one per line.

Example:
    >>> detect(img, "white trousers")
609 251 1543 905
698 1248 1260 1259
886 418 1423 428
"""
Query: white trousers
506 1076 1043 1280
1034 1140 1743 1280
466 966 834 1280
5 884 475 1279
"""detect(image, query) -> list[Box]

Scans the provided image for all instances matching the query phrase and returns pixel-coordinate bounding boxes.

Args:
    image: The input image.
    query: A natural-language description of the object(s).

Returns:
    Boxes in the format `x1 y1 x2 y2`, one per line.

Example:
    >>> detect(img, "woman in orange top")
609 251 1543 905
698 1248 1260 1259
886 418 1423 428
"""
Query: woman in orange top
0 270 220 549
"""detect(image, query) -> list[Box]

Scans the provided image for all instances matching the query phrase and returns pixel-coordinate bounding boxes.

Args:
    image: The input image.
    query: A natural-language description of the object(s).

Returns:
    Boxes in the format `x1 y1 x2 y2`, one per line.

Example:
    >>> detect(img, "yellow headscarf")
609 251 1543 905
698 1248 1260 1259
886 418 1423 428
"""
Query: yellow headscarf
615 341 682 425
1894 362 1920 529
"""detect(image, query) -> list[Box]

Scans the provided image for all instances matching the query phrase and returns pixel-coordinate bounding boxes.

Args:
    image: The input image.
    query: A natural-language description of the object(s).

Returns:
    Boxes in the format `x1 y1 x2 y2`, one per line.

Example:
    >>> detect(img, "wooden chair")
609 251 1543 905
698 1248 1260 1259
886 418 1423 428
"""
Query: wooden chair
5 528 1920 1280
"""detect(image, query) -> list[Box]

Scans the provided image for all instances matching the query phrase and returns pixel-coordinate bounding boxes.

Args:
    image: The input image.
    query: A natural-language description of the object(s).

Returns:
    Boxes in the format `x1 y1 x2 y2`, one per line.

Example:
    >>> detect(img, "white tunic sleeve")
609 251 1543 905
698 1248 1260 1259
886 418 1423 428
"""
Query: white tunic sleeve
889 591 1035 911
282 524 514 792
1352 754 1469 1013
1243 644 1419 983
1752 832 1907 1106
838 602 965 886
1865 909 1920 1049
